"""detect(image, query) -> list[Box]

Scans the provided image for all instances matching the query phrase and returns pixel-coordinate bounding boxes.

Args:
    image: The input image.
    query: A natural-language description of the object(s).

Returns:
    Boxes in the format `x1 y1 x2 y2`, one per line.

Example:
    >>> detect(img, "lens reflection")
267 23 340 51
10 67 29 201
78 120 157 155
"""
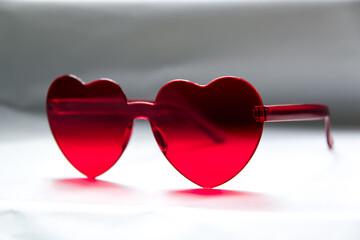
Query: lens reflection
153 77 264 188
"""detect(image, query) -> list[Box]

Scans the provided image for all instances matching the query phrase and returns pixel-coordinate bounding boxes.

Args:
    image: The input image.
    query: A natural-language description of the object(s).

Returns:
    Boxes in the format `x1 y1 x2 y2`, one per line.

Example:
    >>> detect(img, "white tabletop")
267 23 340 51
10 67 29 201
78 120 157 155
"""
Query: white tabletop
1 107 359 239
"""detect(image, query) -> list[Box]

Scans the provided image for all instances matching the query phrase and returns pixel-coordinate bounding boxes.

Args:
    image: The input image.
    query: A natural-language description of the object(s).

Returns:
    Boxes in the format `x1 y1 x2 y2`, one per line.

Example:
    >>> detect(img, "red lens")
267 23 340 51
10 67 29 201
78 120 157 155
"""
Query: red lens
153 77 264 188
47 75 132 178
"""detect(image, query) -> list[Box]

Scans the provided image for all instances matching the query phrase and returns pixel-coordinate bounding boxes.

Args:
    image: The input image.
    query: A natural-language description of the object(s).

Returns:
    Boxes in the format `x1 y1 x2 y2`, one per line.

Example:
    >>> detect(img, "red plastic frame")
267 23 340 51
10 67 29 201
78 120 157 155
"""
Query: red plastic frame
47 75 333 188
253 104 333 148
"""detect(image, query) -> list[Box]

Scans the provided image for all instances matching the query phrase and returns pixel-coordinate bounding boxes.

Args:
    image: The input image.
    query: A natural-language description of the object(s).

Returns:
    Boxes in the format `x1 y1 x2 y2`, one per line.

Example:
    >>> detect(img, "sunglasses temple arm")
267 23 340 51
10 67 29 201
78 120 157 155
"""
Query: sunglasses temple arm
253 104 334 149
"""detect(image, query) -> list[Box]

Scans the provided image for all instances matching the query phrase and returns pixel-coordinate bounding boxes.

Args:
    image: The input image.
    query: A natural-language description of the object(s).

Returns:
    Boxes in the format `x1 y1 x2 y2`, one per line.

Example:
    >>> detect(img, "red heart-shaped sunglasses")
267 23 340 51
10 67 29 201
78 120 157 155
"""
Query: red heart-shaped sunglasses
47 75 333 188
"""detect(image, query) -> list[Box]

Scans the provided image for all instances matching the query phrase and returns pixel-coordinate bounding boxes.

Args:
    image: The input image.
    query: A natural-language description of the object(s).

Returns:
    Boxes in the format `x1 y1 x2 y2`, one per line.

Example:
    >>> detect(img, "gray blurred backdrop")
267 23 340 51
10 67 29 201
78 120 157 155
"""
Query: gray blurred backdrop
1 0 360 127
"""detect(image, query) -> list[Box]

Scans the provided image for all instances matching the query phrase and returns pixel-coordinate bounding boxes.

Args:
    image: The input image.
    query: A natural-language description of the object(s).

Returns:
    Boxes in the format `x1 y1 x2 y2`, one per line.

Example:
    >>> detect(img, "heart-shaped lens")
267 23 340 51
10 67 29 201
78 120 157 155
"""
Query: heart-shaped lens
47 75 133 178
153 77 264 188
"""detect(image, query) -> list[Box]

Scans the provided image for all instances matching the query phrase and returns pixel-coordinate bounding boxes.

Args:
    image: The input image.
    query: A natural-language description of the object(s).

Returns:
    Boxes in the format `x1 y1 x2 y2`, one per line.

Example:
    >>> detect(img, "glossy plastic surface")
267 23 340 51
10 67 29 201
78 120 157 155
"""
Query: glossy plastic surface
47 75 334 188
154 78 264 188
47 75 264 188
47 75 132 178
252 104 333 148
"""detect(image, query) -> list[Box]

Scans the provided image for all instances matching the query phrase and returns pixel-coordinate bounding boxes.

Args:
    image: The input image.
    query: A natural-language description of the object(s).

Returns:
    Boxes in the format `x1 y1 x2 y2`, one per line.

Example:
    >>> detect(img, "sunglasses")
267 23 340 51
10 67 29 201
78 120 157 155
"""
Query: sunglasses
47 75 333 188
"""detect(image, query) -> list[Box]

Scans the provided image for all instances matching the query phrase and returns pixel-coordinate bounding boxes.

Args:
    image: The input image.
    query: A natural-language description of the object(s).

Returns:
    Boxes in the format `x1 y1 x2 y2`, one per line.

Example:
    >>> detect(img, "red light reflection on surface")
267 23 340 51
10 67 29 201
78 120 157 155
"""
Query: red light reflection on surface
171 188 249 197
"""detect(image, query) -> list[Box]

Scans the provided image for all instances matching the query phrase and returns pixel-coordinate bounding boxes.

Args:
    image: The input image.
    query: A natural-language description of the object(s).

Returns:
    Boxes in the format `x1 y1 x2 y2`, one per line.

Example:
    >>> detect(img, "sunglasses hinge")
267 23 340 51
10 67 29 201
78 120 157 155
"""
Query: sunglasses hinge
252 106 268 122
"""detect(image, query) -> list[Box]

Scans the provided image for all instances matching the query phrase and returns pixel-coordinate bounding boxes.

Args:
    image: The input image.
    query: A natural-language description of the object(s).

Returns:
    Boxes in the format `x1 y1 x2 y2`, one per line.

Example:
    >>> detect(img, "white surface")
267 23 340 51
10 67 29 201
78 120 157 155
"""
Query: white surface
1 0 360 238
0 107 359 239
